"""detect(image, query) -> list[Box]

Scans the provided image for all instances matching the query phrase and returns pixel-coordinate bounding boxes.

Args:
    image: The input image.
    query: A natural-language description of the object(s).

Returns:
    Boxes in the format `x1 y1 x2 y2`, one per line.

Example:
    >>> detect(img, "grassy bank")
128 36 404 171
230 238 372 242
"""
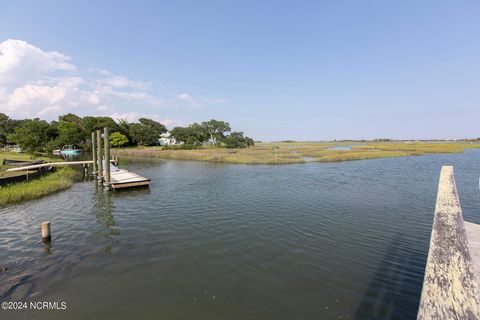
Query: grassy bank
113 141 480 164
0 167 79 206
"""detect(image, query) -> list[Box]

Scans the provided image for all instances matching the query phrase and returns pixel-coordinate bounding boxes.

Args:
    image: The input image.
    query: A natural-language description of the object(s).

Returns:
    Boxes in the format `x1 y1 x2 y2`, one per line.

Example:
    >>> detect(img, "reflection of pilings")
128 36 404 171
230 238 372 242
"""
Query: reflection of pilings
96 129 103 184
93 187 118 239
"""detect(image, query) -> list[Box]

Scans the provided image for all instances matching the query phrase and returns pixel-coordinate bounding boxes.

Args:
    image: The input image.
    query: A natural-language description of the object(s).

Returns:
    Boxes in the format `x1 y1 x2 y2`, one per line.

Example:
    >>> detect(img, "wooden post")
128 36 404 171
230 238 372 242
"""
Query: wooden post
41 221 51 242
96 129 103 183
91 131 97 175
103 127 111 190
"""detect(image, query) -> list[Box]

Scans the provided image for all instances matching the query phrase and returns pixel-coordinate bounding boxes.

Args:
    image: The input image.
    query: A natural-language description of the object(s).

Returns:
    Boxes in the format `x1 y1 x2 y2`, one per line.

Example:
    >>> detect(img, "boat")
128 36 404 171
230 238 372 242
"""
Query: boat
0 165 53 186
59 145 82 155
2 159 45 166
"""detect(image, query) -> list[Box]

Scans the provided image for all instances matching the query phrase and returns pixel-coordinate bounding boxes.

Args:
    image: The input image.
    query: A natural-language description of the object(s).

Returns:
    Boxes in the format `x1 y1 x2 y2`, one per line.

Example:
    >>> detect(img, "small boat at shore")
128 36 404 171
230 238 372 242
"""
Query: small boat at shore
0 164 53 186
54 145 82 156
2 159 45 166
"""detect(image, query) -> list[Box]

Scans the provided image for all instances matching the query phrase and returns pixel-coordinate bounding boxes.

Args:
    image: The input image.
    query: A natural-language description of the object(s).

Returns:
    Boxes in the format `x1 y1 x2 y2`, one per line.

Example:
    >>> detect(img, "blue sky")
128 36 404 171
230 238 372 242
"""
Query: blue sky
0 0 479 140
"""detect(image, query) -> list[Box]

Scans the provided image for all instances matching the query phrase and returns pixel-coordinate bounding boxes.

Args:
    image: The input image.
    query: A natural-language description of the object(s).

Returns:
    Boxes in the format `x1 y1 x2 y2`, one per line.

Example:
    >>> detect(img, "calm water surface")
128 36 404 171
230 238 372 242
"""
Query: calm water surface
1 150 480 319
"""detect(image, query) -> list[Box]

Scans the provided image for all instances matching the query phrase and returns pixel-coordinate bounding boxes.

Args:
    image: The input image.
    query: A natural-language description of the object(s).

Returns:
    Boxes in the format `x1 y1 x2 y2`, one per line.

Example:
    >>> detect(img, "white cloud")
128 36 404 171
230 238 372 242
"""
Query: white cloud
0 39 75 87
178 92 199 107
0 39 165 119
0 39 228 123
177 92 228 108
98 74 150 91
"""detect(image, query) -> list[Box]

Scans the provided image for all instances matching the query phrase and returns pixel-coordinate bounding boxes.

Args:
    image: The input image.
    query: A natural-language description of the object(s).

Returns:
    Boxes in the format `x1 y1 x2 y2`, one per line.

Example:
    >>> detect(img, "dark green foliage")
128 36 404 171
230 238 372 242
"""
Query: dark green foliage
1 113 253 151
201 119 231 144
170 124 209 145
8 119 53 151
128 118 167 146
56 121 84 147
0 113 22 144
223 131 255 148
139 118 167 134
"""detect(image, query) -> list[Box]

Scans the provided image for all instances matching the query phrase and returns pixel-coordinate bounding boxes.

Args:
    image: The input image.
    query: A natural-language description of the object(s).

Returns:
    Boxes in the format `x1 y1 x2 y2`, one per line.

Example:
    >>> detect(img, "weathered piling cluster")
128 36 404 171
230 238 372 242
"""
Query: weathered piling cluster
92 127 114 191
35 126 149 243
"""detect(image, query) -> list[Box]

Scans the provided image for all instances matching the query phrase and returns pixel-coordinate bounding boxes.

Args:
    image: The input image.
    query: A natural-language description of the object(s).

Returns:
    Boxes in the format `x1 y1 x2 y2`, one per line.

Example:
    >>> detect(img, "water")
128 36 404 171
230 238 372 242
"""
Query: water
327 145 353 151
327 144 367 151
1 150 480 319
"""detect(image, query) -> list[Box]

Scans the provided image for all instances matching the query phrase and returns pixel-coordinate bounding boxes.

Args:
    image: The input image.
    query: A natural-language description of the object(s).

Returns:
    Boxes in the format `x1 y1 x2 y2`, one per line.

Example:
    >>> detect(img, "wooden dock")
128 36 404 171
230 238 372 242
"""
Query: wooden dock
6 160 151 190
109 168 151 189
5 127 151 191
417 166 480 319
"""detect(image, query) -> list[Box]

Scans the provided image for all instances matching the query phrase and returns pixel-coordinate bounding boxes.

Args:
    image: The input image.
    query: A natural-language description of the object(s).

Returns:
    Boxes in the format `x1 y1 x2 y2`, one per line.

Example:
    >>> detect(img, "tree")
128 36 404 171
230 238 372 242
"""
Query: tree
129 123 158 145
201 119 231 145
170 123 209 145
110 132 129 147
223 131 255 148
116 119 131 137
170 127 188 144
0 113 22 145
55 121 84 147
96 117 120 132
82 116 99 135
129 118 167 145
8 119 52 151
82 116 120 135
139 118 167 134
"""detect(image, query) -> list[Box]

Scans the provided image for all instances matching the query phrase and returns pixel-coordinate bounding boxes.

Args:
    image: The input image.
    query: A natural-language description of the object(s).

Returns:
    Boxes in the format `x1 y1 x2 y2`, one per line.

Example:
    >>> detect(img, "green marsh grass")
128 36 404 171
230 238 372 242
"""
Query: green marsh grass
113 141 480 165
0 167 79 206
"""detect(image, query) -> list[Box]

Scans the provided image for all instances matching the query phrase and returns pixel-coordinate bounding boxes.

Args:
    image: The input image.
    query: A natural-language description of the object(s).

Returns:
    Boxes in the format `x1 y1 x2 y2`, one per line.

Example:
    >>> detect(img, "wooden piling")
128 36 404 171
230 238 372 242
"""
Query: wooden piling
96 129 103 182
41 221 51 242
103 127 111 190
91 131 97 175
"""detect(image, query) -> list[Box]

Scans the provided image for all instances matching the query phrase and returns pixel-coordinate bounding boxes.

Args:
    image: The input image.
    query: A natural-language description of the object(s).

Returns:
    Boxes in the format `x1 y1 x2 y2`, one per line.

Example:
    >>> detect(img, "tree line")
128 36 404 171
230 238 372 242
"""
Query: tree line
0 113 254 152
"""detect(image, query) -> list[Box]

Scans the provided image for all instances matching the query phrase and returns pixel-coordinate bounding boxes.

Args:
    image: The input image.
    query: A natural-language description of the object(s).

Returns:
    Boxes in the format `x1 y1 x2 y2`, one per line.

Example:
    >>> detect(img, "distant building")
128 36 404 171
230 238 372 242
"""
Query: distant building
159 132 178 146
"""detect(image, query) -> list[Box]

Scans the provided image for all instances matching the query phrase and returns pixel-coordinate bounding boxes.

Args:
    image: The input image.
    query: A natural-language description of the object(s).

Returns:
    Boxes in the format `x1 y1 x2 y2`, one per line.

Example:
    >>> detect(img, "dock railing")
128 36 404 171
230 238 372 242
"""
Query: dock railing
417 166 480 319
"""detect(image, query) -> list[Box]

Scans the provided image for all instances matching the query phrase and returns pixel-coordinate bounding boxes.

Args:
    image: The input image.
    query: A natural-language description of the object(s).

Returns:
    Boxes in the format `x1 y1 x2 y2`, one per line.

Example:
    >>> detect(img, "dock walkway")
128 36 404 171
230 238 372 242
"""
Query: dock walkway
417 166 480 319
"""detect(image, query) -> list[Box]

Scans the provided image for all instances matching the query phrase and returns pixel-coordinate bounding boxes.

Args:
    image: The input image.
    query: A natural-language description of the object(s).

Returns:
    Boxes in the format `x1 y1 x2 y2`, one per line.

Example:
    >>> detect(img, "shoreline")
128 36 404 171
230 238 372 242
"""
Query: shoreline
112 141 480 165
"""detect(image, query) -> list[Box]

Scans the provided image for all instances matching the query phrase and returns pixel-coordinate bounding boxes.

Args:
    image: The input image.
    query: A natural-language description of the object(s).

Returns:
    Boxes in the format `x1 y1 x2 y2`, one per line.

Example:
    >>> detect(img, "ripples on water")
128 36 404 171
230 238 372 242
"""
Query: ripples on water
1 150 480 319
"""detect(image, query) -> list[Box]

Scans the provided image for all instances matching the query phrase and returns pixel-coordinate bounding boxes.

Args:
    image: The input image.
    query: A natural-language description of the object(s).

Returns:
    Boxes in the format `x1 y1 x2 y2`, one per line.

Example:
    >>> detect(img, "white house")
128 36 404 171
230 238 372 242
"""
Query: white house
159 132 178 146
